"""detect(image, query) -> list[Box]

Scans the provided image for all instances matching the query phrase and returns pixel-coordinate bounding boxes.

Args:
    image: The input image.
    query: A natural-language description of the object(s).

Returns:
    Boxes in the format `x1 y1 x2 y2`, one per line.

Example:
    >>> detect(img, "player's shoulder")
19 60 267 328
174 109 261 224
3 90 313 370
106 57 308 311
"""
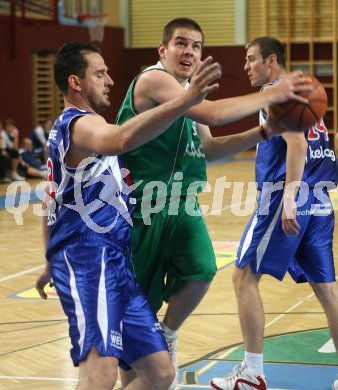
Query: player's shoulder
139 67 175 85
74 112 105 129
138 62 177 85
136 67 181 101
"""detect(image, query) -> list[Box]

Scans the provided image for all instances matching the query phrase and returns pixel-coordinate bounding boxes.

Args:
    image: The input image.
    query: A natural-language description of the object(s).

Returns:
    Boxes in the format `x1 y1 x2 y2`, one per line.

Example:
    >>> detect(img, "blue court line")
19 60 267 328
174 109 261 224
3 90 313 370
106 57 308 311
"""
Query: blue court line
0 156 253 211
179 360 337 389
0 190 43 210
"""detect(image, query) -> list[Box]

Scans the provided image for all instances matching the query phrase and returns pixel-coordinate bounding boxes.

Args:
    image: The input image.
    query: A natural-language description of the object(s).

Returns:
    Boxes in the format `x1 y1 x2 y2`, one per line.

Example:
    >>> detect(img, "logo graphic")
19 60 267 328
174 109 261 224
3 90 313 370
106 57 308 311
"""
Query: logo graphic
110 329 123 350
64 157 141 233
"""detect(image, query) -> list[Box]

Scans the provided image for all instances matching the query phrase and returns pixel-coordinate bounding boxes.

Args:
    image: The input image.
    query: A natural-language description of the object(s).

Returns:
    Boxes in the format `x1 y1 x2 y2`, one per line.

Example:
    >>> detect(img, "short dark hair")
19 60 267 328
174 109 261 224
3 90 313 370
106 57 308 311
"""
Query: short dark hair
246 37 285 68
54 41 101 95
162 18 204 47
3 118 15 128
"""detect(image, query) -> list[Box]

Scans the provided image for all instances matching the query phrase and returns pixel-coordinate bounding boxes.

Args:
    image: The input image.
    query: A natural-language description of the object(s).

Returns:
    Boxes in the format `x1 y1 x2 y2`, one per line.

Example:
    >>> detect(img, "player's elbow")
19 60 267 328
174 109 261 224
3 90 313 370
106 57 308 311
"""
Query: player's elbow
201 137 229 162
112 134 138 155
195 107 220 126
91 132 128 156
204 150 217 162
205 112 221 127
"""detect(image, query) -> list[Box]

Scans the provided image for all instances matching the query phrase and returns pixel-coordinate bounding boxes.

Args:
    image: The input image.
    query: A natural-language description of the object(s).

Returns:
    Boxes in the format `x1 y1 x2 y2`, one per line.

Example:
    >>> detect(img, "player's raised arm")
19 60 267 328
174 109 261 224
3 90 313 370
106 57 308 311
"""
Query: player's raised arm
187 70 313 126
71 57 221 157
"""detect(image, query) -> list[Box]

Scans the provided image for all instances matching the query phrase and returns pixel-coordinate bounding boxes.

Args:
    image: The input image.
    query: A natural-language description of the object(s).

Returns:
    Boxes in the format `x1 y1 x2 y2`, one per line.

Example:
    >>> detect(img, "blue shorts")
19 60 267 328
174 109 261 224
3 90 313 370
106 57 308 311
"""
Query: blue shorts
236 187 335 283
49 237 167 369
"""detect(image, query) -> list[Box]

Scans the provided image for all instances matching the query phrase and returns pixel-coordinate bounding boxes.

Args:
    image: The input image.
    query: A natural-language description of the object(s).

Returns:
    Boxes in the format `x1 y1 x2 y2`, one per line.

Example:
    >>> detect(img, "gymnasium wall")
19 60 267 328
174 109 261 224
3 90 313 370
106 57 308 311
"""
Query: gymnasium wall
0 20 257 137
0 20 125 136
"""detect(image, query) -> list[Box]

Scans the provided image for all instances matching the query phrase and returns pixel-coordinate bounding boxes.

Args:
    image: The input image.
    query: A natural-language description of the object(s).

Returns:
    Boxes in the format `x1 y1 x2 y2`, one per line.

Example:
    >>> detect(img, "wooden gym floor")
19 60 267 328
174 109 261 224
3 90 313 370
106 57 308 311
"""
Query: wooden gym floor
0 151 337 389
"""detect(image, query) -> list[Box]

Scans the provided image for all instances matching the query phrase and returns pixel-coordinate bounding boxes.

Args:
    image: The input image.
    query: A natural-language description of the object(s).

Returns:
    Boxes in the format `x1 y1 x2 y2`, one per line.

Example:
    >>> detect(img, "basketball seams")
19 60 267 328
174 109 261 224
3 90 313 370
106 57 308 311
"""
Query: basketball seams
297 105 308 131
272 101 306 130
307 104 322 122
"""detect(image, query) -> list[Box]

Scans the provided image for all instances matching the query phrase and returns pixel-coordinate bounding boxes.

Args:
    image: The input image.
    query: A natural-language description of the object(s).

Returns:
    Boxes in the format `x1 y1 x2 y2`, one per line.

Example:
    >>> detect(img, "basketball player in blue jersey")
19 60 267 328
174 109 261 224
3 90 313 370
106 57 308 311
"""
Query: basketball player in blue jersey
210 37 338 390
34 41 223 390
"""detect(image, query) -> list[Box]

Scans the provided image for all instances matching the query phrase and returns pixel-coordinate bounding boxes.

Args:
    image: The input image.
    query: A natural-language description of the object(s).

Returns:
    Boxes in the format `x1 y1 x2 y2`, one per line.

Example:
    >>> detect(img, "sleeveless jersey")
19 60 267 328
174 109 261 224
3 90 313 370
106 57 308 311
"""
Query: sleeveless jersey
256 82 337 190
115 62 207 214
46 107 135 258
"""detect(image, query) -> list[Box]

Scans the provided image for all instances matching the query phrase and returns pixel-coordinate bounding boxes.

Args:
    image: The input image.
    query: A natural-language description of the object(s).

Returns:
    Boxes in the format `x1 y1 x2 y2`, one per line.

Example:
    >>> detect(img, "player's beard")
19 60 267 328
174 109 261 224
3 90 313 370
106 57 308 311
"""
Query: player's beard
91 96 111 113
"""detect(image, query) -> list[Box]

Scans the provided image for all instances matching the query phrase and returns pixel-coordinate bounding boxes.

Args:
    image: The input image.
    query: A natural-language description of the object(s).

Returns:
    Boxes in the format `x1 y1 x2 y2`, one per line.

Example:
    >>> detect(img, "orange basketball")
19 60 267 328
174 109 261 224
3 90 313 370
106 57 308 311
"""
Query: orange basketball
268 75 328 131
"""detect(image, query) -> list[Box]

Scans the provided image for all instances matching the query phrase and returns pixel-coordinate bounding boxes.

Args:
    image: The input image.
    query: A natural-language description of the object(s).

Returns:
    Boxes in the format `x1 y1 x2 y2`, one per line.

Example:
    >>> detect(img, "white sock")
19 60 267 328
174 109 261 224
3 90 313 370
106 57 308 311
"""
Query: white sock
161 321 177 336
245 351 264 376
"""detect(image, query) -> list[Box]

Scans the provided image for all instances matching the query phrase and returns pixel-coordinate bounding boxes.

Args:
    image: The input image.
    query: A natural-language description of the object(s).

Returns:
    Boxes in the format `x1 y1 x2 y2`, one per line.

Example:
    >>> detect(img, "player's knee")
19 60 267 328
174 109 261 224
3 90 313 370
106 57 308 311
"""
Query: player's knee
78 371 117 390
312 282 338 306
149 364 176 389
232 264 252 290
95 371 117 390
187 279 212 290
232 266 244 287
79 355 118 390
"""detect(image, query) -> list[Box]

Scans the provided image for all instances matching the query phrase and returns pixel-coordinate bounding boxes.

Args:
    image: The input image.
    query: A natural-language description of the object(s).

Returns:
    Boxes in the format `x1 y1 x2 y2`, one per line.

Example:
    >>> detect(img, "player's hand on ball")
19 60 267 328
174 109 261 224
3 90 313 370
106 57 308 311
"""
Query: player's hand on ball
268 75 327 132
266 71 313 105
280 71 314 103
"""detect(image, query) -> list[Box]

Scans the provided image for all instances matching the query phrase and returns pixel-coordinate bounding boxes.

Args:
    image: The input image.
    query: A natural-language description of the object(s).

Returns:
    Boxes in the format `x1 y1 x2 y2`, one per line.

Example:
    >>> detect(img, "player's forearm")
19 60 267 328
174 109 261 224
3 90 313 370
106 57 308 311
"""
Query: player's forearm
41 187 50 254
42 214 49 253
195 90 278 126
284 139 308 198
195 72 312 126
100 94 196 155
204 126 263 161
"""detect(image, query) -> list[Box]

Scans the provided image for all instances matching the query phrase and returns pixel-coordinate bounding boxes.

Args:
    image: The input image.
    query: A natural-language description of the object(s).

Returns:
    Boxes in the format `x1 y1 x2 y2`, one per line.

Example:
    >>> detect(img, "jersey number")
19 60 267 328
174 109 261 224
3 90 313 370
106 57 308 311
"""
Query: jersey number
47 157 56 199
307 118 329 141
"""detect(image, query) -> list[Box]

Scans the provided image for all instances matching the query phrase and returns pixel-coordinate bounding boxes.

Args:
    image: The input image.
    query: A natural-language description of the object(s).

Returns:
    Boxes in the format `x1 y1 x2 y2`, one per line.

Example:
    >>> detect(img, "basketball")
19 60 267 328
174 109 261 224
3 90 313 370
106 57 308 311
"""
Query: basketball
268 75 328 131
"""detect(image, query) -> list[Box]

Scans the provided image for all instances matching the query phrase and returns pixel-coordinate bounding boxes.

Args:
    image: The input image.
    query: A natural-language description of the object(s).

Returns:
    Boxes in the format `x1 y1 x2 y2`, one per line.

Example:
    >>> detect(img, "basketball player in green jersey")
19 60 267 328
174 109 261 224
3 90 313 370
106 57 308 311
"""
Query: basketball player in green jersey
115 18 311 389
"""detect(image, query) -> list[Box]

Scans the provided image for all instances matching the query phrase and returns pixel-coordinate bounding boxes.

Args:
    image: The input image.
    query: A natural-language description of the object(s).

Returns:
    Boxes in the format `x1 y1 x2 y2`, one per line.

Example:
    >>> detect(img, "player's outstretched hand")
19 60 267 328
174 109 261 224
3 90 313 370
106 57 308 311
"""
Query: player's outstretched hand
36 266 52 300
186 56 221 105
264 70 313 105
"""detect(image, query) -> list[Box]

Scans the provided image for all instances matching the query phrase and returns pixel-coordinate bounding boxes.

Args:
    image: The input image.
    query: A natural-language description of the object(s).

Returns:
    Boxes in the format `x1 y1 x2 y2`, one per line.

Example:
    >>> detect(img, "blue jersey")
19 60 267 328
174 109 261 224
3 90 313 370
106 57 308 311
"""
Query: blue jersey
46 108 135 258
256 86 337 190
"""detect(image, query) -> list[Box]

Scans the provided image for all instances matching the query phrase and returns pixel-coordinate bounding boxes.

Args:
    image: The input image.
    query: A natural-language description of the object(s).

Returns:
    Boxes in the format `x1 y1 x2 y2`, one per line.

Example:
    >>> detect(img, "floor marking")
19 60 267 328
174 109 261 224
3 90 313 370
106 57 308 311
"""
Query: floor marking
204 197 256 216
190 291 317 383
0 265 44 283
318 338 336 353
191 346 238 378
0 375 120 384
265 291 314 329
0 376 77 382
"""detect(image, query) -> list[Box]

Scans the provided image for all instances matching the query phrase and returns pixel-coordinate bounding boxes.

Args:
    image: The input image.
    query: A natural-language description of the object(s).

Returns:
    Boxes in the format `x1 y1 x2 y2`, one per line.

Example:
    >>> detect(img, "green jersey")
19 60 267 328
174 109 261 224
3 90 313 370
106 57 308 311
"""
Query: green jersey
115 62 207 215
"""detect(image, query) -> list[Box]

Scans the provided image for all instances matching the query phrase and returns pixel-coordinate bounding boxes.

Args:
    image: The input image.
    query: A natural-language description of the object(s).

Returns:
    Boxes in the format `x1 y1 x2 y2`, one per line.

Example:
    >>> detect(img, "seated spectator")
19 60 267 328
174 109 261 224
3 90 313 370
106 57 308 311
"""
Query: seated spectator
30 118 53 162
0 126 11 183
1 118 25 181
19 138 47 179
0 152 11 184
